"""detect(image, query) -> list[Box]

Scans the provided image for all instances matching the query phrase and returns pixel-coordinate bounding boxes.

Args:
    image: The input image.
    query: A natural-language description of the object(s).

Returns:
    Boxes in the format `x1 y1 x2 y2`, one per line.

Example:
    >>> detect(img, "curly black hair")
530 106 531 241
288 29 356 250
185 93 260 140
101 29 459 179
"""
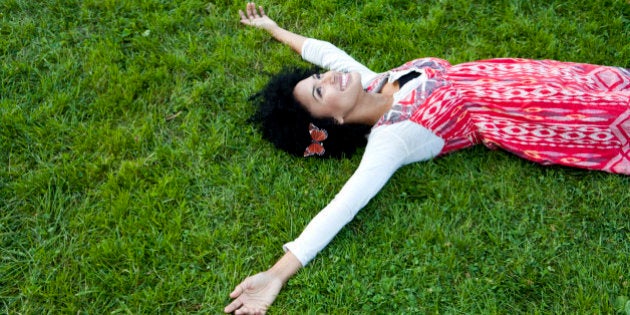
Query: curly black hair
249 67 372 158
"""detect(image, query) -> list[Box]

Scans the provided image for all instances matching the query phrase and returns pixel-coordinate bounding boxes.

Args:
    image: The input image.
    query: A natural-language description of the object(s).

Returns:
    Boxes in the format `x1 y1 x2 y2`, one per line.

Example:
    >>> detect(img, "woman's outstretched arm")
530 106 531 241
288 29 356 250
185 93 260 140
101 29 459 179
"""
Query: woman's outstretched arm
239 2 306 54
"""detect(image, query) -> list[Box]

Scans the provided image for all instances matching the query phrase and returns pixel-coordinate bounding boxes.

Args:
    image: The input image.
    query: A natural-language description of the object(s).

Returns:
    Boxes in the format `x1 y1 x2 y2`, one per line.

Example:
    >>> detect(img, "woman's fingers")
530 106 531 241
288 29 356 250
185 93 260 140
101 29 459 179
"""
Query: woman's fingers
224 298 243 313
238 9 247 21
225 282 245 313
245 2 264 19
234 307 260 315
247 2 257 19
239 2 273 29
239 3 258 25
231 280 248 298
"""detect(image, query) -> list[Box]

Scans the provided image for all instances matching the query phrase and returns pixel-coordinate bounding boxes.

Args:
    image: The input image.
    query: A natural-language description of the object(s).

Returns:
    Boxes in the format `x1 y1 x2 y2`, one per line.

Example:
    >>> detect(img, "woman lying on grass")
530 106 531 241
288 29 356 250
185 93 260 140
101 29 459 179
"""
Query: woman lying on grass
225 2 630 314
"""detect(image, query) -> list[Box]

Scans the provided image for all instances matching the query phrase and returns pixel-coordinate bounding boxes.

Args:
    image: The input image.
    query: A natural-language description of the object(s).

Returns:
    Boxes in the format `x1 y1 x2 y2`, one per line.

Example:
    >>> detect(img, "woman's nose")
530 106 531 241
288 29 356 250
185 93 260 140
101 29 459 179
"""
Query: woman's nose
322 72 334 84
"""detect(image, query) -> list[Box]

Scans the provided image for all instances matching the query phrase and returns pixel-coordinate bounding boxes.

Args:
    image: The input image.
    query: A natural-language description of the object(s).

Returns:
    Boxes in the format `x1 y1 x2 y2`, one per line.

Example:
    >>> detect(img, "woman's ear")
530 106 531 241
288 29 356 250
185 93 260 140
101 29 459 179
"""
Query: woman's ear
334 116 344 125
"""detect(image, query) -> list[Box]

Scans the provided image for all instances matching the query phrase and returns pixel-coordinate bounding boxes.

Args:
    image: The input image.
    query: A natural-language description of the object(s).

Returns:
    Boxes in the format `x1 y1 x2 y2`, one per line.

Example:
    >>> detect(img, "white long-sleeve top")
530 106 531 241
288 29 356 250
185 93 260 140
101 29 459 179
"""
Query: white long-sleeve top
283 39 445 266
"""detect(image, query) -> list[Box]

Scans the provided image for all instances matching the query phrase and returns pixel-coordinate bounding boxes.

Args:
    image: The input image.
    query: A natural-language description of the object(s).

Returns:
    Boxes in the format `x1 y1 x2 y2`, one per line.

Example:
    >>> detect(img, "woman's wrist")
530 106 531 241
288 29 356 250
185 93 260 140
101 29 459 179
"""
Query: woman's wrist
267 27 306 54
268 251 302 284
264 24 282 35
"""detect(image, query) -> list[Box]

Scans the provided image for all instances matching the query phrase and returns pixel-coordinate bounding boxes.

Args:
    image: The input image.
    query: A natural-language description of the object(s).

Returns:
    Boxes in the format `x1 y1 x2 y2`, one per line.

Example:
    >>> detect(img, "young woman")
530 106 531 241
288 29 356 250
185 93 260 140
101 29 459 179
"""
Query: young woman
225 3 630 314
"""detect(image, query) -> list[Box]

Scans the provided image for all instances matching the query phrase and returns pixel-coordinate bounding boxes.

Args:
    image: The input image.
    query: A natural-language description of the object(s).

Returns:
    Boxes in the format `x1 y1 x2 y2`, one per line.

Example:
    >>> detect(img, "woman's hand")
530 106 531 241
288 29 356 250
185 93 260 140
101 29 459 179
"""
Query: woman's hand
225 252 302 314
237 2 307 53
223 271 284 314
239 2 278 31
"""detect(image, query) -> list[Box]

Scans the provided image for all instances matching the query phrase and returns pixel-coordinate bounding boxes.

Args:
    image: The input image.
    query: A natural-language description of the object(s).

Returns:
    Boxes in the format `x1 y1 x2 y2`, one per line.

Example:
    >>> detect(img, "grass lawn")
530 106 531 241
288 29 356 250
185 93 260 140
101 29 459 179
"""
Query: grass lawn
1 0 629 313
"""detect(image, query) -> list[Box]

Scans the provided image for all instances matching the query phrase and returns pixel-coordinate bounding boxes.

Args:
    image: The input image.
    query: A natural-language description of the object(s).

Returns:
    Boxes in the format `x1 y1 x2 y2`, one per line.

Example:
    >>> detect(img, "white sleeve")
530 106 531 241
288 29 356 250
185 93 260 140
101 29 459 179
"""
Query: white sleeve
301 38 378 88
283 121 444 266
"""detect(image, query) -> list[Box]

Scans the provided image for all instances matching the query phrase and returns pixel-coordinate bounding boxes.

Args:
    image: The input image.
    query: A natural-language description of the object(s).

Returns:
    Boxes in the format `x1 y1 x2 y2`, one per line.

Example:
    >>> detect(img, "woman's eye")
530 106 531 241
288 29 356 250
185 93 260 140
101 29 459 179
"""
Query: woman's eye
315 73 321 79
316 87 322 98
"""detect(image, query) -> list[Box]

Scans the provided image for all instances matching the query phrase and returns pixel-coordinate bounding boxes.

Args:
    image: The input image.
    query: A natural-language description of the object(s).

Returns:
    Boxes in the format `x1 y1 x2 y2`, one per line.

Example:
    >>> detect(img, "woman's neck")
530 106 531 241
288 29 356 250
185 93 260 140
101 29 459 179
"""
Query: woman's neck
345 81 399 125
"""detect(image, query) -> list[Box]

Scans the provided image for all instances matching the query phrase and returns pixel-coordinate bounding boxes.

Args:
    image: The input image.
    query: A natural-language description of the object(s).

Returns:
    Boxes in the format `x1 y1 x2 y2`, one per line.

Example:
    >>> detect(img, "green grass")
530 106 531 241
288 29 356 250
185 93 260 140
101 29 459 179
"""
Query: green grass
1 0 629 313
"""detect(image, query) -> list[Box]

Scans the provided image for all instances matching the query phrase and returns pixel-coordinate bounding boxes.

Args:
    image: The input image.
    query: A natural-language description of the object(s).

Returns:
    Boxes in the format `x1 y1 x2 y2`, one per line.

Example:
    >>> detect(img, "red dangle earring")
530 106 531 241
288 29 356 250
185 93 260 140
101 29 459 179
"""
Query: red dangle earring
303 123 328 157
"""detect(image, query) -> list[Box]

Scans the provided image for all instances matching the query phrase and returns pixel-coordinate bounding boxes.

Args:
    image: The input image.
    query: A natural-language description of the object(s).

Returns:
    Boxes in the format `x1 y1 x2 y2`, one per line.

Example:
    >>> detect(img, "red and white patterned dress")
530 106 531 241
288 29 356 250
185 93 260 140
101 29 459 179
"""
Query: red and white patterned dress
383 58 630 175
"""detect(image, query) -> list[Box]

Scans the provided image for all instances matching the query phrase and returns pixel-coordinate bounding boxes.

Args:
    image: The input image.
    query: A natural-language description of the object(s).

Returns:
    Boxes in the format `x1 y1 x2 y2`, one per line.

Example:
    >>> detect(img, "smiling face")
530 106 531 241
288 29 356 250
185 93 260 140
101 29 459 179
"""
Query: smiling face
293 71 363 124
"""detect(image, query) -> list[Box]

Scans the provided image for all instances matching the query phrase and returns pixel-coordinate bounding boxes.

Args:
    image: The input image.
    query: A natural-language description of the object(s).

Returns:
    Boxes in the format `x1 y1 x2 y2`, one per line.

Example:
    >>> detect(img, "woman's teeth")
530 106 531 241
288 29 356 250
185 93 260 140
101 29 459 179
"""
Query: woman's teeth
340 73 348 91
